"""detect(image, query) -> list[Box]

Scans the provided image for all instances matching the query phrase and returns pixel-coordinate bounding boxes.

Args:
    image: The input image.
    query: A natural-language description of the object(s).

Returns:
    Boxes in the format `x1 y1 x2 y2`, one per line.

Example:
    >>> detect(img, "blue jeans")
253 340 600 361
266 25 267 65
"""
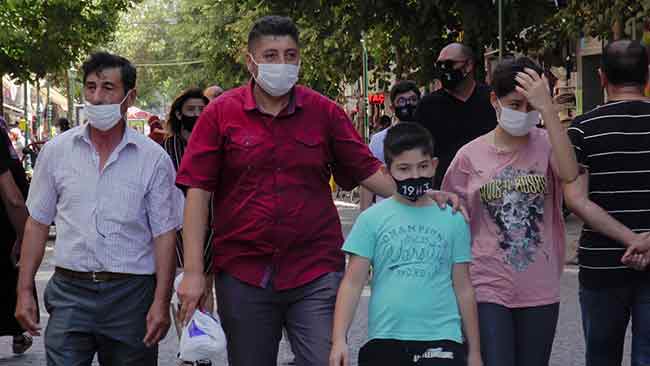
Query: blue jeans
580 281 650 366
478 302 559 366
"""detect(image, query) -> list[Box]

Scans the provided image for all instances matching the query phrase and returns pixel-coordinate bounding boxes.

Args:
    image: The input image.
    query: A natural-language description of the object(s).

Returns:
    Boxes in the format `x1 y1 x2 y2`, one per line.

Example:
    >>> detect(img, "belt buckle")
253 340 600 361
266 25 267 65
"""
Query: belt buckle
91 272 103 283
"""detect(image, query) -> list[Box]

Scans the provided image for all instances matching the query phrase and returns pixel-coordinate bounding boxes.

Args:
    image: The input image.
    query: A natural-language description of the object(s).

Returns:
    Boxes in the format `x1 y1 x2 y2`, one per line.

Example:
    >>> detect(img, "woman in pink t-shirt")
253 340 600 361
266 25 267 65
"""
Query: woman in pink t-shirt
442 57 579 366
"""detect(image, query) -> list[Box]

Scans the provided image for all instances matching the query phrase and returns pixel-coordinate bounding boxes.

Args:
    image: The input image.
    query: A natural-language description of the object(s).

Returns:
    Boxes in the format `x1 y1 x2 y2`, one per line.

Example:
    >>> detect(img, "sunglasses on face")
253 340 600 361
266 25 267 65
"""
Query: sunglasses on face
395 96 419 107
435 59 467 71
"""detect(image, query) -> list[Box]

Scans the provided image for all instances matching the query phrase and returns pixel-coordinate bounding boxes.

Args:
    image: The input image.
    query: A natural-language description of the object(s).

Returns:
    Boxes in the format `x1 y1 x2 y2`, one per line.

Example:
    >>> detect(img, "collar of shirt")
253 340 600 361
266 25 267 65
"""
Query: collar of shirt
243 80 304 116
73 122 139 153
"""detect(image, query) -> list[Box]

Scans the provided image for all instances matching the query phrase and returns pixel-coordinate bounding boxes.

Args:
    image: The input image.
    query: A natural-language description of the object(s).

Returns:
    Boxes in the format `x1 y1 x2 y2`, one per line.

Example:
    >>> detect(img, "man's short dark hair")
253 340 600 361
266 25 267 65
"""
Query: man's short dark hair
384 122 435 168
56 117 70 131
378 115 391 129
82 52 136 94
602 40 649 87
491 56 543 98
248 16 299 52
389 80 421 104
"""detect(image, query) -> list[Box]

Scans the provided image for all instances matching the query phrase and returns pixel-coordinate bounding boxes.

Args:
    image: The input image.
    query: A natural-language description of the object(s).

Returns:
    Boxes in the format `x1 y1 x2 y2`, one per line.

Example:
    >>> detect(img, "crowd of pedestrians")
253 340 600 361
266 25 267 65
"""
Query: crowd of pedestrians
1 13 649 366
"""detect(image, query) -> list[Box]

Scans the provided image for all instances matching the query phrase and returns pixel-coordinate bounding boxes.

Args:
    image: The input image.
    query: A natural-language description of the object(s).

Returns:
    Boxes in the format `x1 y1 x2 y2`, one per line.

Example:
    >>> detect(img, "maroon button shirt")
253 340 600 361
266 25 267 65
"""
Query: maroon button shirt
176 81 381 290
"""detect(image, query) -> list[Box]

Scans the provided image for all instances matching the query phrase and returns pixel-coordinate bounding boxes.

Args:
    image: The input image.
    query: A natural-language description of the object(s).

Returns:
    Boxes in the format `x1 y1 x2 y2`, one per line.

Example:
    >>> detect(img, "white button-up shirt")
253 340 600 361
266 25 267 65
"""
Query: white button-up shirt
26 124 183 274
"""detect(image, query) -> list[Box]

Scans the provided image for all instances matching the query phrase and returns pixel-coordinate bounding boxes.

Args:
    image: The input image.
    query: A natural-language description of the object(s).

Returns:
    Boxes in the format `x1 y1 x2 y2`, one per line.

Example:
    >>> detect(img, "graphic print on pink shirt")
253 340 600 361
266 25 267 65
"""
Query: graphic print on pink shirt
479 166 547 272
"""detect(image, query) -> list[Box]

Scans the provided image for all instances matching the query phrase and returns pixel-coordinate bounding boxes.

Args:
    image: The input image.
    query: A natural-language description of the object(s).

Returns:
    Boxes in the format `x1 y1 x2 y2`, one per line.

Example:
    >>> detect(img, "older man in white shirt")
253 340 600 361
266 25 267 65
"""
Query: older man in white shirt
15 52 182 366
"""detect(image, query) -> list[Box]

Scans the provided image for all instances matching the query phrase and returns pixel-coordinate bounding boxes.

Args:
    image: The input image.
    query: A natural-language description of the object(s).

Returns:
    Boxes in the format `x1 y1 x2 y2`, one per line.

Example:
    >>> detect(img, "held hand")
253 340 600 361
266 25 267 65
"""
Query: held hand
426 190 469 222
143 299 171 347
329 340 349 366
15 290 41 336
177 271 206 326
622 232 650 270
515 68 554 114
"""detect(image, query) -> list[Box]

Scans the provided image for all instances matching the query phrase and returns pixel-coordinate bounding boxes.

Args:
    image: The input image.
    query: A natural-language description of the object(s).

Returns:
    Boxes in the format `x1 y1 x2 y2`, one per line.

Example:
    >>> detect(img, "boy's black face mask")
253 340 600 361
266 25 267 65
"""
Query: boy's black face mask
393 176 434 201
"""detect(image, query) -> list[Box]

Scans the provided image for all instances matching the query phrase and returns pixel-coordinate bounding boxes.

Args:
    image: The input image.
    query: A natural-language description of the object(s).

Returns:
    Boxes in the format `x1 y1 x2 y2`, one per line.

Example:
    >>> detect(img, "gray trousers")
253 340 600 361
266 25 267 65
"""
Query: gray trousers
216 271 343 366
44 272 157 366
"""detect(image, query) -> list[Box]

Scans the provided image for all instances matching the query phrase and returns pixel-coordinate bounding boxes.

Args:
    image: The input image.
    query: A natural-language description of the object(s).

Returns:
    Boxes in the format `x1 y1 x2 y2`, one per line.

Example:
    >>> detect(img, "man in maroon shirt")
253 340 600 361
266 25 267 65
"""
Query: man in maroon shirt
175 16 459 365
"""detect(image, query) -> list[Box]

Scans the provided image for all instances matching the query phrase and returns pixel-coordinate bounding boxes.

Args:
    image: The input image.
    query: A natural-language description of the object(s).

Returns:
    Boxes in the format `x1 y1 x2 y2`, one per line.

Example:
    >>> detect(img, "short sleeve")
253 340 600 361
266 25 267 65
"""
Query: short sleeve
175 103 224 192
451 215 472 263
441 151 471 210
567 119 588 168
145 154 184 238
368 131 385 162
25 142 58 225
328 106 382 189
342 211 376 261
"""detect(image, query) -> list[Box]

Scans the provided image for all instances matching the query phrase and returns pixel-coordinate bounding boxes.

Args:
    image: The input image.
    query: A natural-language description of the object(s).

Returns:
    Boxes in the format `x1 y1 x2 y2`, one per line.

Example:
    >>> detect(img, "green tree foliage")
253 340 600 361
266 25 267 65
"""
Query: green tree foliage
109 0 558 106
528 0 650 56
0 0 138 82
556 0 650 40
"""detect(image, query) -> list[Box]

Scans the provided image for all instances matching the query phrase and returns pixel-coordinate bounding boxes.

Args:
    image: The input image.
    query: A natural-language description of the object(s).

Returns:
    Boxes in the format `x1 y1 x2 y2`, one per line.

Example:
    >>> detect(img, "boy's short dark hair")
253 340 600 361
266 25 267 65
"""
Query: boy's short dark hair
248 16 299 52
491 56 543 98
384 122 435 167
389 80 421 104
602 40 649 87
82 52 136 94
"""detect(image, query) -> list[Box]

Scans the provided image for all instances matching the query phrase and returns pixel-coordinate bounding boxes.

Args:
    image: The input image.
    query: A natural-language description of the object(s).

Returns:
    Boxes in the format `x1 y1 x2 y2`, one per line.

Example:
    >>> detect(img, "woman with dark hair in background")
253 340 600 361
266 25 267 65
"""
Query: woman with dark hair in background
162 88 215 313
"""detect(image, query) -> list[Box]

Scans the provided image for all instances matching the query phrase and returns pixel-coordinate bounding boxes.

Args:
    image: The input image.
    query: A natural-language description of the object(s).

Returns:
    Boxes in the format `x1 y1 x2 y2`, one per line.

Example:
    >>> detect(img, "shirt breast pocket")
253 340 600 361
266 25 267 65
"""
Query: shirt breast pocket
292 133 325 170
105 182 143 223
225 134 264 171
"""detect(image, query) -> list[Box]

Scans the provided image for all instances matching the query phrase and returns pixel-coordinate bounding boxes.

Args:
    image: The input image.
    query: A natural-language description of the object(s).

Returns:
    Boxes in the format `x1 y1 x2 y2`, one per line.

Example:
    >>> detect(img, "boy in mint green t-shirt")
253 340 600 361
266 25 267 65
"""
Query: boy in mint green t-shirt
330 122 482 366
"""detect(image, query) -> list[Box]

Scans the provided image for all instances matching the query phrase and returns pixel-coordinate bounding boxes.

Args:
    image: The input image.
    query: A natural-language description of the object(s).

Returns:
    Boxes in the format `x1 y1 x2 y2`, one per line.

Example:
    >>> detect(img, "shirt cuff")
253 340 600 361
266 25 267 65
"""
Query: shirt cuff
28 209 54 227
175 176 216 193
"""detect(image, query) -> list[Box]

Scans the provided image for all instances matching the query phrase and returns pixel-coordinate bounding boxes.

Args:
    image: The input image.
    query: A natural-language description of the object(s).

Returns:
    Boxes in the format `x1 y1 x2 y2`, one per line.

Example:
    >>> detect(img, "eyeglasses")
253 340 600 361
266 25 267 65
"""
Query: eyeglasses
394 96 419 107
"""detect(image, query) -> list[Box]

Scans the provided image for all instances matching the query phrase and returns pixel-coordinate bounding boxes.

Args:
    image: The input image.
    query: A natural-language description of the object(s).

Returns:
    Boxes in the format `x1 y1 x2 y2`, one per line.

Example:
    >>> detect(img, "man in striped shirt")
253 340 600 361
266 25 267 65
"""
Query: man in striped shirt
565 40 650 366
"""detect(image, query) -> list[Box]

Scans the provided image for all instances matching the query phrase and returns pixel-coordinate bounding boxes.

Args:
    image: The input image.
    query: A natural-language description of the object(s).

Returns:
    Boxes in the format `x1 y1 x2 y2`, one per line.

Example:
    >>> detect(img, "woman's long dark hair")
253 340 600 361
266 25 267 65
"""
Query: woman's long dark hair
166 88 209 136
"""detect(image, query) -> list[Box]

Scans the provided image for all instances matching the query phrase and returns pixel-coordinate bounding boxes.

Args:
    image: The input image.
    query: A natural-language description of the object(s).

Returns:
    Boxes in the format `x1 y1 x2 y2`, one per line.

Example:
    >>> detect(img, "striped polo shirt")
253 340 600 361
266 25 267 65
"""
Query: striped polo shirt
568 100 650 288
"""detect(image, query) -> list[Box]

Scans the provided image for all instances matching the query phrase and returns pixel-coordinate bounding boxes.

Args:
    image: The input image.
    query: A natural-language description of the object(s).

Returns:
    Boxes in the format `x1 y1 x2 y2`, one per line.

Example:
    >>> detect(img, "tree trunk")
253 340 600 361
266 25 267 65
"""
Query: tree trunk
65 68 73 123
613 19 623 40
35 78 41 140
0 75 4 118
46 81 51 137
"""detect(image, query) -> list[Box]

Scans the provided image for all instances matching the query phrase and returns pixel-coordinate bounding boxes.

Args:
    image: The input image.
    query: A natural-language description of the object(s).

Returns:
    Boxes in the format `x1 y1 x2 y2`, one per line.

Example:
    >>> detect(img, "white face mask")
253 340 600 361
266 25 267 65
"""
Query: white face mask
249 54 299 97
497 100 540 137
85 91 131 132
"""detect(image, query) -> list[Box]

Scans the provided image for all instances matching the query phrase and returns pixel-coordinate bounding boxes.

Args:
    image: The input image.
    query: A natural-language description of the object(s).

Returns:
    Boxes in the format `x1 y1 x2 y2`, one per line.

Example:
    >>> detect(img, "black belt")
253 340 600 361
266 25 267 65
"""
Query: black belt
55 266 150 282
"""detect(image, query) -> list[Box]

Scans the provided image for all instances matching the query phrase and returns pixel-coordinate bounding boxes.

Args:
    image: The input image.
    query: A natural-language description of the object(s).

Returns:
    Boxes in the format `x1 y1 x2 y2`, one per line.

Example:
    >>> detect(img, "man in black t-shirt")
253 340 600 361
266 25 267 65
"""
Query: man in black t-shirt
565 40 650 366
415 43 497 189
0 117 33 354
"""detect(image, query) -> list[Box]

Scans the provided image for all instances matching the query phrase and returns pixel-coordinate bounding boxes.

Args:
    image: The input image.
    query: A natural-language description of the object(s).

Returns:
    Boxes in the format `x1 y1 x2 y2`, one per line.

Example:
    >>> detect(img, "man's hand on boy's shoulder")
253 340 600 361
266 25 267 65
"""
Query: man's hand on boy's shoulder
426 190 469 222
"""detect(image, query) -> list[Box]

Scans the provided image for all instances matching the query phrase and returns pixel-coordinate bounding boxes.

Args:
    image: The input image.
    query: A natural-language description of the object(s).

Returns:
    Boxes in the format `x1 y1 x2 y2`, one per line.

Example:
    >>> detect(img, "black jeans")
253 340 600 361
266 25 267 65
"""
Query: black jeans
358 339 467 366
580 282 650 366
477 302 559 366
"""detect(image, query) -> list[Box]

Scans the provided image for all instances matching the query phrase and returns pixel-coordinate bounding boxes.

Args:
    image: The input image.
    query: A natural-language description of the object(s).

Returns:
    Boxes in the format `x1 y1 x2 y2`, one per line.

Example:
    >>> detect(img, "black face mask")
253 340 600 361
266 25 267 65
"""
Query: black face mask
394 176 434 202
181 115 198 132
395 104 417 122
436 60 468 90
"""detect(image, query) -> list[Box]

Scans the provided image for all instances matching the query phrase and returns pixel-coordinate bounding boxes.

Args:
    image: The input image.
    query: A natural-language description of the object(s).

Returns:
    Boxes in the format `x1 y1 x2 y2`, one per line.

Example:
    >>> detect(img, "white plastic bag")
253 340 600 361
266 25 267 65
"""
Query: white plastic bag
178 309 227 362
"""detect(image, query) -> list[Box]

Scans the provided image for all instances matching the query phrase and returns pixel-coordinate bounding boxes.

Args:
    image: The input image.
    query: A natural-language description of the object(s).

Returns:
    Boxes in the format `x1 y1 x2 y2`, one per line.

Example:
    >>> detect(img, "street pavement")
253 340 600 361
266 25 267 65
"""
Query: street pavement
0 202 632 365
